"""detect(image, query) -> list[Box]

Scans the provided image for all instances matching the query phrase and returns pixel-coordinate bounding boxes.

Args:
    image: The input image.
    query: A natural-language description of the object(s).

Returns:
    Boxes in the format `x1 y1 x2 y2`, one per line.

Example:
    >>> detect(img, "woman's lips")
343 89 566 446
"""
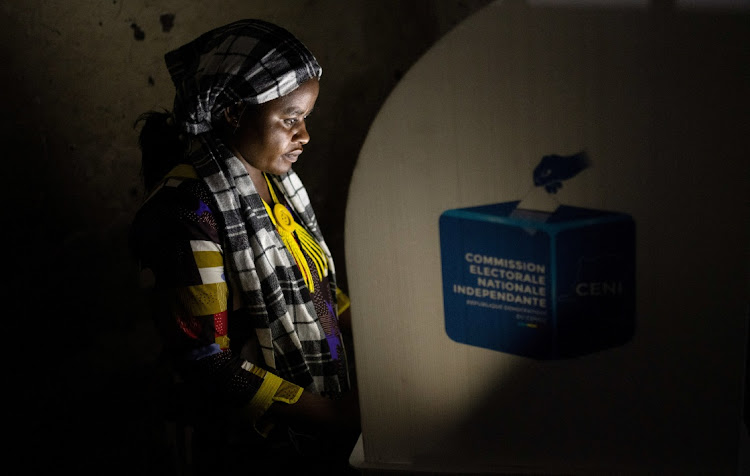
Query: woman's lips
283 150 302 163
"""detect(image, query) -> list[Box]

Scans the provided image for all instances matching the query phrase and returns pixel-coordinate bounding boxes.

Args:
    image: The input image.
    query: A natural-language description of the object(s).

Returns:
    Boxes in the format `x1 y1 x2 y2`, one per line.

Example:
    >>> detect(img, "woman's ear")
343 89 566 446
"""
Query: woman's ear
224 105 240 128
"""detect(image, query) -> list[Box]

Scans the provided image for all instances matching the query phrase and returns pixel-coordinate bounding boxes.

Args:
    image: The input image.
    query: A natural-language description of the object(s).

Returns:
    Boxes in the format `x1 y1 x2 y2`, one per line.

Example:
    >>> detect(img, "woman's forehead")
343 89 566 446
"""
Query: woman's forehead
266 79 320 113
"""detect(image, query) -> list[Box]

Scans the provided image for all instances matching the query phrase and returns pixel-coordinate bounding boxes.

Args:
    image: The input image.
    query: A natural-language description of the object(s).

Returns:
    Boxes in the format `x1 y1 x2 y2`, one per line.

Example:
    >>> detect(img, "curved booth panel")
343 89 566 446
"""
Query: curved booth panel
346 1 749 474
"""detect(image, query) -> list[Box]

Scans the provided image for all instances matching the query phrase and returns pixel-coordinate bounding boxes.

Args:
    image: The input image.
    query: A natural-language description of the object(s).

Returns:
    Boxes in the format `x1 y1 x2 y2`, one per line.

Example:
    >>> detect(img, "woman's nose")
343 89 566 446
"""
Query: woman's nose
296 121 310 144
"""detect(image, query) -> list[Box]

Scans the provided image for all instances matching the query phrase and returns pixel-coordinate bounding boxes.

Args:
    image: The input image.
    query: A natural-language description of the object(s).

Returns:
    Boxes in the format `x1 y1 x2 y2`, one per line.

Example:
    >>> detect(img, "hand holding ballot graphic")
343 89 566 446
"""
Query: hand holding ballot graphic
514 150 591 217
533 150 591 194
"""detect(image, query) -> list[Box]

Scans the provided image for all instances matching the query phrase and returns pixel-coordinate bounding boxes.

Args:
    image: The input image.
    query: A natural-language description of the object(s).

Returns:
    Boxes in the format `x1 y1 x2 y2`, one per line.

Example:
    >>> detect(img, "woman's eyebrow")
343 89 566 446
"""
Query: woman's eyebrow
282 106 313 116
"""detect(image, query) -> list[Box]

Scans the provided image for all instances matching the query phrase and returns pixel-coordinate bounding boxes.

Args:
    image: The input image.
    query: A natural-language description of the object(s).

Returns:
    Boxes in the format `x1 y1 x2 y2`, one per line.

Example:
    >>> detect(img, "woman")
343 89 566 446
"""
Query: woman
130 19 360 475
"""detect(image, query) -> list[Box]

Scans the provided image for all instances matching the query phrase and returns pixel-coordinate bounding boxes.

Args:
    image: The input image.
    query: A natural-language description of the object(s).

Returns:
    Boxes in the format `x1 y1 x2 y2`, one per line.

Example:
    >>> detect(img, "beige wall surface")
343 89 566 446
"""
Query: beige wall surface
3 1 494 473
347 1 749 474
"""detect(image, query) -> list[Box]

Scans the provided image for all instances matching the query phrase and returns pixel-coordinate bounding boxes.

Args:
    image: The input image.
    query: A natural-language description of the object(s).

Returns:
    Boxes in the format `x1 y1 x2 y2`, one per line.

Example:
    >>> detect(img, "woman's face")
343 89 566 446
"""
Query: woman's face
227 78 320 177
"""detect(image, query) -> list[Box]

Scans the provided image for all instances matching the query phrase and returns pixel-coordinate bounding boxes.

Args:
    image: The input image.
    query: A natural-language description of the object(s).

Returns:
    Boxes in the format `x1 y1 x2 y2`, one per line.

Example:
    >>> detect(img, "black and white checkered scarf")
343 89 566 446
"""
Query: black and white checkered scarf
164 19 342 394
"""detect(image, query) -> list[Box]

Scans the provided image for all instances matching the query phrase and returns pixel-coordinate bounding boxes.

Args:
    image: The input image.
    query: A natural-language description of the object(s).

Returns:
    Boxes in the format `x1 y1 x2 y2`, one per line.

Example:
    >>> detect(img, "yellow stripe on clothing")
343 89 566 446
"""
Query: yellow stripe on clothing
244 364 303 437
177 282 228 316
193 250 224 269
274 380 304 404
167 163 199 179
215 335 230 350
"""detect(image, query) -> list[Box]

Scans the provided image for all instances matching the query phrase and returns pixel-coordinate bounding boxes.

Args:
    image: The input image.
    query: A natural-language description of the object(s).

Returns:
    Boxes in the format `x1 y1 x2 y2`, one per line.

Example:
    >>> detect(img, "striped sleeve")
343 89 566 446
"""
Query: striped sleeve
132 171 304 436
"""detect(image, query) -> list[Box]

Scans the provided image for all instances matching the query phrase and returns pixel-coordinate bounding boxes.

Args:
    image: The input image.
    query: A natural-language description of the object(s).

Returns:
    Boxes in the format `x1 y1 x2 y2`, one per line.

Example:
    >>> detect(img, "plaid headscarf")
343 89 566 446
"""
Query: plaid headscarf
166 19 322 134
164 20 343 394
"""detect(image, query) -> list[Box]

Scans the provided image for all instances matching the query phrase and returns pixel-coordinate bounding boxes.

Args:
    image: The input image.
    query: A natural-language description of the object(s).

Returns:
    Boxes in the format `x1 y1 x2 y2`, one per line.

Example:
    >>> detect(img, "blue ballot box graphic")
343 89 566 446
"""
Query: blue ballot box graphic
439 201 635 359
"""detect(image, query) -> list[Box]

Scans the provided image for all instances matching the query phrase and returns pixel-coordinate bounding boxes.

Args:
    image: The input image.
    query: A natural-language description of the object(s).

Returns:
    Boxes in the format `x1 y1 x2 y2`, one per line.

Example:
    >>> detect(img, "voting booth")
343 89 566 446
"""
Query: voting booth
345 1 749 474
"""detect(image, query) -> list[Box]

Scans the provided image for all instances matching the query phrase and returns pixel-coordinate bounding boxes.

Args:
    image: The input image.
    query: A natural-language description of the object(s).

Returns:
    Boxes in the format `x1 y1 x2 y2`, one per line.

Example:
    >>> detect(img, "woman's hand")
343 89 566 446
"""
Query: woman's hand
269 387 361 435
